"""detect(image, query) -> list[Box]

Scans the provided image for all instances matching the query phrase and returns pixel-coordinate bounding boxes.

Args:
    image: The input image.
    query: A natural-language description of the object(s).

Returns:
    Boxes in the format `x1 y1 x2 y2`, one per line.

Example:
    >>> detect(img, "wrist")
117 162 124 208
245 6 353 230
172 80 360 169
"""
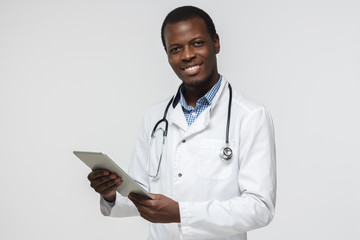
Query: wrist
103 194 116 203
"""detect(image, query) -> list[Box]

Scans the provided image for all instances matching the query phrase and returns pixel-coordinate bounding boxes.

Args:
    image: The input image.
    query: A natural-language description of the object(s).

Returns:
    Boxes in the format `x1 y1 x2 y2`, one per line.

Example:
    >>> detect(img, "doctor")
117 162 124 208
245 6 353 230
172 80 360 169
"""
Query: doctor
87 6 276 240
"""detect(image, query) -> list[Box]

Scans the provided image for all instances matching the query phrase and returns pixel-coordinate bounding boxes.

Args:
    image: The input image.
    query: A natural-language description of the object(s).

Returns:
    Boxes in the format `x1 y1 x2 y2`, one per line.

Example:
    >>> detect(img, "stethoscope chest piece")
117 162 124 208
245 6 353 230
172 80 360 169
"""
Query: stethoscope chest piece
220 146 232 160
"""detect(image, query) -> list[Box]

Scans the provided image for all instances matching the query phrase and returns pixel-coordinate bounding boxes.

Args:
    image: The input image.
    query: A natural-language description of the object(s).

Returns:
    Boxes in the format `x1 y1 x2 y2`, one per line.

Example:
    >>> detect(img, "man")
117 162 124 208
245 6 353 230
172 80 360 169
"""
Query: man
88 6 276 239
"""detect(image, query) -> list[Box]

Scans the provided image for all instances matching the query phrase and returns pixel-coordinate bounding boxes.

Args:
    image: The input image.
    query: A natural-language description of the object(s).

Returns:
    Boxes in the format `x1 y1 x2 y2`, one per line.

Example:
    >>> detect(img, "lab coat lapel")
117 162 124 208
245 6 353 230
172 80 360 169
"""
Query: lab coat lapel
185 78 227 138
168 102 188 132
183 108 210 138
169 78 228 139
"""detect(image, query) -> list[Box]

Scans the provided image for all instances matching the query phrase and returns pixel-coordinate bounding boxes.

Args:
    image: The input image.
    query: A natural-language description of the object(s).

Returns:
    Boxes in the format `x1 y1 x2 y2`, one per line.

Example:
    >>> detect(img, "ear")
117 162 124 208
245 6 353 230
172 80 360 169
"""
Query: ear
213 34 220 54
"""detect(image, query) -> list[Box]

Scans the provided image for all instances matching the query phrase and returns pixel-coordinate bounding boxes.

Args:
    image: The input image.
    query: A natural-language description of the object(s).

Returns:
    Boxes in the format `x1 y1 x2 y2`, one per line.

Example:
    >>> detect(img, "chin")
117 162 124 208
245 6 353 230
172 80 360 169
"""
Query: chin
184 80 203 87
181 75 208 88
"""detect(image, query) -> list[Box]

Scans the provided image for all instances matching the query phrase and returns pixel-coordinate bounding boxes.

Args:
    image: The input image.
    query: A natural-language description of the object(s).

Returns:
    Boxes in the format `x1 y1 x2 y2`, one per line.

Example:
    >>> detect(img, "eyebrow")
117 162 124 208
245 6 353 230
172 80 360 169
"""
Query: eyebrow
167 36 203 48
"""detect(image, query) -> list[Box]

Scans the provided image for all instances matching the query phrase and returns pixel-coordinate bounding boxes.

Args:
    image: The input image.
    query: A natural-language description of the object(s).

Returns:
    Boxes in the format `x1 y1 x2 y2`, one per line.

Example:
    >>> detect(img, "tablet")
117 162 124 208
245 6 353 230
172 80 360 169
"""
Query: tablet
73 151 153 200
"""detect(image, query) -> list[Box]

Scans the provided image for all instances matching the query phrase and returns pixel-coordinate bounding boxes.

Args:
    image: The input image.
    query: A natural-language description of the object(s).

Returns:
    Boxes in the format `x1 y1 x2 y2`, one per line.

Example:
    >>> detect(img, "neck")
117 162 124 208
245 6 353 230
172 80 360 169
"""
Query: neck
183 73 220 107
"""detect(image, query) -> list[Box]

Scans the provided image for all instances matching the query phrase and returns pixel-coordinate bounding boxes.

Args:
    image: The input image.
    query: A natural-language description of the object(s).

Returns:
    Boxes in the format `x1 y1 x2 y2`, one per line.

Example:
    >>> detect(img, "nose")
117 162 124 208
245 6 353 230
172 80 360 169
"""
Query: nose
181 46 196 62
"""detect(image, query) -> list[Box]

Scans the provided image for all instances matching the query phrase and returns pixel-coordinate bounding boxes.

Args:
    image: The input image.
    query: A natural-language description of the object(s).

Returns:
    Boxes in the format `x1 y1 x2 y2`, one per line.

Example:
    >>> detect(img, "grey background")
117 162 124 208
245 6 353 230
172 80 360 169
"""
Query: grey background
1 0 359 239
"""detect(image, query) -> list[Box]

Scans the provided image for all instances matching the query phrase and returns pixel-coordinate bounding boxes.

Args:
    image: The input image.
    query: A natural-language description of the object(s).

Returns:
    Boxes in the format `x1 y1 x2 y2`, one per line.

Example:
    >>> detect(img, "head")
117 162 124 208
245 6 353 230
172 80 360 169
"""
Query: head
161 6 217 50
161 6 220 90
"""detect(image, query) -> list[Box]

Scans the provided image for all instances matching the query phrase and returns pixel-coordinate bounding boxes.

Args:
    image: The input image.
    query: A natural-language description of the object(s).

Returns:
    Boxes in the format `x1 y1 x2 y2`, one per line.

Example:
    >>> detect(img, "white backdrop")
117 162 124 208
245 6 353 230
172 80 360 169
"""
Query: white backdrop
1 0 359 239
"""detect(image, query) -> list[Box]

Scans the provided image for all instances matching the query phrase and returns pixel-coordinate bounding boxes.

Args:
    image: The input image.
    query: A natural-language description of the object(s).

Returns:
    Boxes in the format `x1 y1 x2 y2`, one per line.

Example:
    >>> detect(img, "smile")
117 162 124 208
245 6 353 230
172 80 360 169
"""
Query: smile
183 64 203 74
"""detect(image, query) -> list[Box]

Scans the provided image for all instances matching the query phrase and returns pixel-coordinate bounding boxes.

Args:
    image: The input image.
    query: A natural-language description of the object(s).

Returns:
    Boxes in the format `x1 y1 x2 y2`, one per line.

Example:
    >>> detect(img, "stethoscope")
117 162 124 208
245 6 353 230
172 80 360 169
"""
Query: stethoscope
147 83 233 180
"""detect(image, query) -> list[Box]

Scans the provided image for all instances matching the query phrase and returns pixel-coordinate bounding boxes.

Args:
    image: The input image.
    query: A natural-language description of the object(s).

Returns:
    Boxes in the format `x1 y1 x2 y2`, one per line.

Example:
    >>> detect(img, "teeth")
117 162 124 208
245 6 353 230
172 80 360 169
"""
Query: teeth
185 65 200 72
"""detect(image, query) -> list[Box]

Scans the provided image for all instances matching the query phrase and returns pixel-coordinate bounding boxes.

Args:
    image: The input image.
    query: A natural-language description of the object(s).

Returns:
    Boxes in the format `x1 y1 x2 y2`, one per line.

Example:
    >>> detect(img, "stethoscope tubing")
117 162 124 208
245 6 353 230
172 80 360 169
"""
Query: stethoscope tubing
225 83 232 144
147 82 233 179
157 82 233 155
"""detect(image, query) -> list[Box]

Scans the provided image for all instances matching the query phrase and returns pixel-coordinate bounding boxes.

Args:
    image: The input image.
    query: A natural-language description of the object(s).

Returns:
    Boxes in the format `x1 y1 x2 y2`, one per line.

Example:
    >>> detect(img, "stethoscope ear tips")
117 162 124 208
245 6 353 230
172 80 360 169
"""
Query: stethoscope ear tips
220 146 232 160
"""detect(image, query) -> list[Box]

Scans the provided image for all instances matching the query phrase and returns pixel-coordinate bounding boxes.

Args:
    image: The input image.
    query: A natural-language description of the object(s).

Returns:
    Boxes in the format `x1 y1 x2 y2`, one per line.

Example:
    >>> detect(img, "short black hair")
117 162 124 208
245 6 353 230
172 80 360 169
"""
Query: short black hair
161 6 217 50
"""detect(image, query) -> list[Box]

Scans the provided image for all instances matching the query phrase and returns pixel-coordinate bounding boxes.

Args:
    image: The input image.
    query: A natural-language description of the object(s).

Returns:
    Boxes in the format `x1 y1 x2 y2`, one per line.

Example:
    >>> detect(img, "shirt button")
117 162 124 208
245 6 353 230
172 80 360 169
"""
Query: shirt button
191 112 196 116
182 139 186 143
178 173 182 177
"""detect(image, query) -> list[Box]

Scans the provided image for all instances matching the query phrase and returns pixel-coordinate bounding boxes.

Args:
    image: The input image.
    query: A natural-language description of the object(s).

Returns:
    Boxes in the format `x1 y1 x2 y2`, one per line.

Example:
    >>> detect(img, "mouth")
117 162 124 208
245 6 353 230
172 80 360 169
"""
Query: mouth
181 63 203 75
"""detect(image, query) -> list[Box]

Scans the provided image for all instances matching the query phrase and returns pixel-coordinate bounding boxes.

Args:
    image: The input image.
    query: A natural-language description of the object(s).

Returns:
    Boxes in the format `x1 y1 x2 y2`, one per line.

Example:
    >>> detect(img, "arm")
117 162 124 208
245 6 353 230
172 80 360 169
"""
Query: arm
98 111 152 217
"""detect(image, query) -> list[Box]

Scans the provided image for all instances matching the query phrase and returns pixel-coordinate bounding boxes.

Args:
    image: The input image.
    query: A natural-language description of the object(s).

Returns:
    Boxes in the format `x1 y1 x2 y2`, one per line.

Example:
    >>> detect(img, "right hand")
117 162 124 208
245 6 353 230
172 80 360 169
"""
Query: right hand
87 169 122 202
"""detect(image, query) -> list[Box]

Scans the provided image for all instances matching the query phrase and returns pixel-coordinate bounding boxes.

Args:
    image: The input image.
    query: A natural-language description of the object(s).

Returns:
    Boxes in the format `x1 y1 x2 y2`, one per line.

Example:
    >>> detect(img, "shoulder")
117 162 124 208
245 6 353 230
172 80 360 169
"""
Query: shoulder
231 87 269 115
143 96 174 122
220 76 269 115
136 96 174 135
227 87 274 135
223 82 273 127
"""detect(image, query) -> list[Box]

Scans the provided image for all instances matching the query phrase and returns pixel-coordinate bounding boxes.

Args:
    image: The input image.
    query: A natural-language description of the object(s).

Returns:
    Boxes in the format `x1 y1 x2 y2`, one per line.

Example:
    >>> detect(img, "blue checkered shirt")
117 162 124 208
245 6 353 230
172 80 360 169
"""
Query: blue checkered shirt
179 76 222 126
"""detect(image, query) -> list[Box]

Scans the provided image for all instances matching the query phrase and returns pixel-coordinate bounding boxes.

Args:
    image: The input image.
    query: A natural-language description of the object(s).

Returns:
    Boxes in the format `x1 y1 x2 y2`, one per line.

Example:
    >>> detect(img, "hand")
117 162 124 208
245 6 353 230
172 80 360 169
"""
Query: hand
87 169 122 202
128 193 180 223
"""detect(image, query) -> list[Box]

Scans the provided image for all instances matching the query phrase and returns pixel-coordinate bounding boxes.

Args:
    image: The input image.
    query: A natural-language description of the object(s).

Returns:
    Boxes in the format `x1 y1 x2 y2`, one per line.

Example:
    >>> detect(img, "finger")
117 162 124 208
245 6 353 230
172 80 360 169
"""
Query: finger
100 183 120 197
139 210 155 222
129 198 160 223
90 173 120 189
137 205 158 223
131 200 156 214
130 200 152 218
128 193 151 207
89 170 118 187
87 169 110 181
129 192 153 202
94 177 122 194
150 193 159 199
129 196 147 210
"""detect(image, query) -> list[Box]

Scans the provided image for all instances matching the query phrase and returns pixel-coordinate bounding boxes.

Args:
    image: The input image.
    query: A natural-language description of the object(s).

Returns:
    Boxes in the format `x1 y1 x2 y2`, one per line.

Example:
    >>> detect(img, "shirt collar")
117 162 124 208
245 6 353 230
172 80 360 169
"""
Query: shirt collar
172 75 223 109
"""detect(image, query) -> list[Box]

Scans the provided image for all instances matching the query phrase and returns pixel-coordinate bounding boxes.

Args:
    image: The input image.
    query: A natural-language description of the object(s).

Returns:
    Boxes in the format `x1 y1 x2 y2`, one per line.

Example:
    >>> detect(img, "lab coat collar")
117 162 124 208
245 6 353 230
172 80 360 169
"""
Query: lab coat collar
168 76 228 135
172 75 223 109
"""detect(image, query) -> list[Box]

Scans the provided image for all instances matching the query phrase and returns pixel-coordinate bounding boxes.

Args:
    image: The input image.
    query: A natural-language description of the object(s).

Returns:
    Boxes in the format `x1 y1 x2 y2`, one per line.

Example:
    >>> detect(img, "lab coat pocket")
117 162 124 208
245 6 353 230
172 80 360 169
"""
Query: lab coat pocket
196 139 234 180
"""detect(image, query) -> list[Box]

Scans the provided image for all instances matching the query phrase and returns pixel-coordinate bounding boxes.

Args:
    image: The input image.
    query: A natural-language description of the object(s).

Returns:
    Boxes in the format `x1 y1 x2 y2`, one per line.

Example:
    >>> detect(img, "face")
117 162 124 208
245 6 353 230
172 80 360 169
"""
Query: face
163 17 220 89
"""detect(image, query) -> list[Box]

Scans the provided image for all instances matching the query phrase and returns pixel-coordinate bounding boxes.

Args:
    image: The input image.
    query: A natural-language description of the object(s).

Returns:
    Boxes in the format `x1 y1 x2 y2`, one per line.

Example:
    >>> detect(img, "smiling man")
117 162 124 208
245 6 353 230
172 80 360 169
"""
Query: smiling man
87 6 276 240
164 16 220 107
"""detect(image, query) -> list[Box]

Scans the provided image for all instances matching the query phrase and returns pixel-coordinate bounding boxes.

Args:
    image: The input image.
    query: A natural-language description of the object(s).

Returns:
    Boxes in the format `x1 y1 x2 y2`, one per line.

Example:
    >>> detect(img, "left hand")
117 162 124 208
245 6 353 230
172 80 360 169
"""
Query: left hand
128 193 180 223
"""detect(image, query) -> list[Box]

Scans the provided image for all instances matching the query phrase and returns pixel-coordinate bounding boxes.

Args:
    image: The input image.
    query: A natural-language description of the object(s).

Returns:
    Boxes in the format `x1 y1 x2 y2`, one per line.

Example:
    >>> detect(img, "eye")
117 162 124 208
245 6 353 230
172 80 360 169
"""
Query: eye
193 41 204 47
169 47 180 54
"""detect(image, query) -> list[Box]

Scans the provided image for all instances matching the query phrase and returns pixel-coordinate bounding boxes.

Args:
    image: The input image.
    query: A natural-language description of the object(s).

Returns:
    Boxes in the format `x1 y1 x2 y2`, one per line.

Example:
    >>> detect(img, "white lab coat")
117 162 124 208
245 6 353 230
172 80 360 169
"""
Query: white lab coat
100 77 276 240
